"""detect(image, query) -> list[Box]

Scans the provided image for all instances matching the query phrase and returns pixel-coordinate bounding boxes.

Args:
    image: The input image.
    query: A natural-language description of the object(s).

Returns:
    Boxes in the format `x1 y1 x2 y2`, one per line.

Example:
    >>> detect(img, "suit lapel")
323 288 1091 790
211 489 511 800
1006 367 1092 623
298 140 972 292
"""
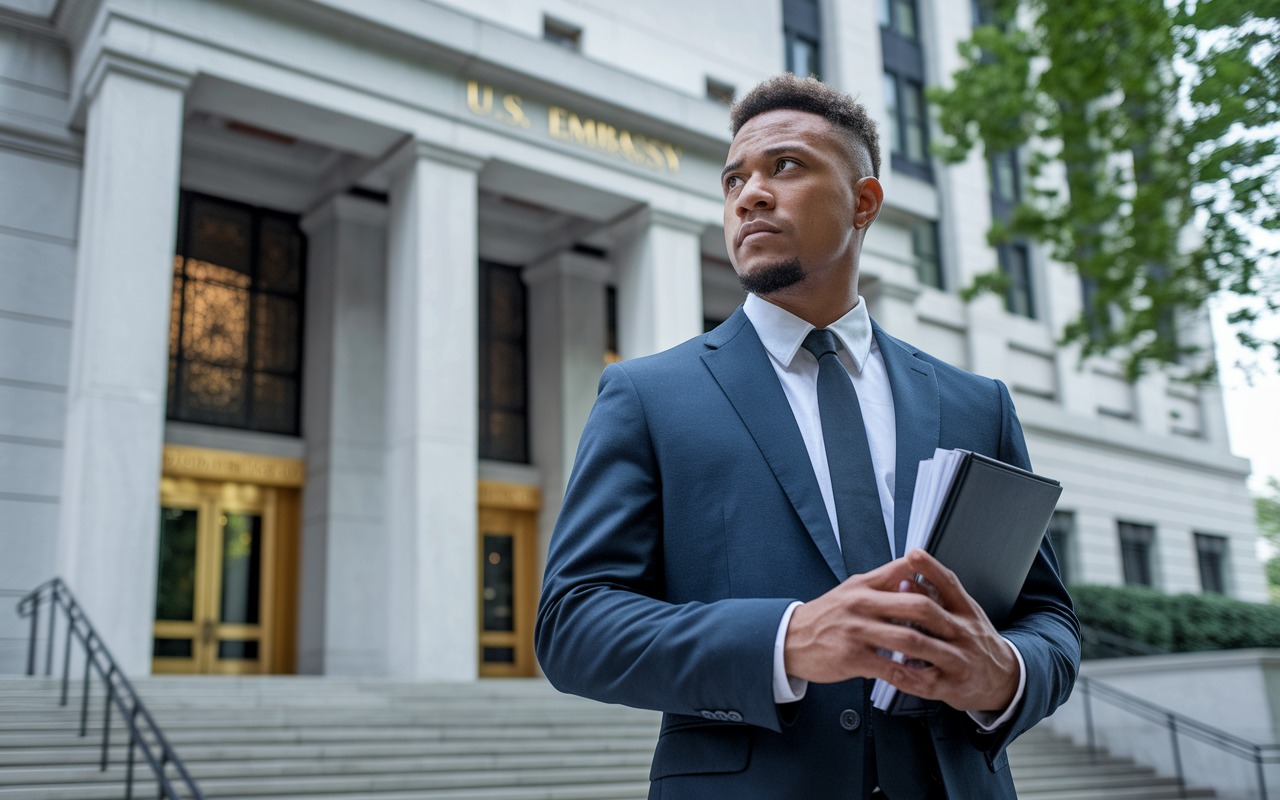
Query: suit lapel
873 322 940 560
702 309 848 583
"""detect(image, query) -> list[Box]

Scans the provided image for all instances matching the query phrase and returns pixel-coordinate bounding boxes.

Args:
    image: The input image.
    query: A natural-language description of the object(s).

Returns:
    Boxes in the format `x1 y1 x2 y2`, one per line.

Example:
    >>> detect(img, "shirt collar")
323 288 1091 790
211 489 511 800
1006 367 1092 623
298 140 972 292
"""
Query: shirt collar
742 292 874 371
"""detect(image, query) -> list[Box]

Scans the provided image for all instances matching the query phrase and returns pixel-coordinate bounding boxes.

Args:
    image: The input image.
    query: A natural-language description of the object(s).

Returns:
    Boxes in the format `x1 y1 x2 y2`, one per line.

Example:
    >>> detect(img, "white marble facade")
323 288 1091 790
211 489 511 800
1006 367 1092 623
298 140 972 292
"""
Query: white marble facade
0 0 1264 677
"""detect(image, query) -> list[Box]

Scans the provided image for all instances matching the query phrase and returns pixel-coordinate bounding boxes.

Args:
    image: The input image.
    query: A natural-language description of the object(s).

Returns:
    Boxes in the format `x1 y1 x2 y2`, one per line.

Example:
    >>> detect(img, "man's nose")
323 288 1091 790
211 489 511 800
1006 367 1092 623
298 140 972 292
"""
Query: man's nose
735 175 774 215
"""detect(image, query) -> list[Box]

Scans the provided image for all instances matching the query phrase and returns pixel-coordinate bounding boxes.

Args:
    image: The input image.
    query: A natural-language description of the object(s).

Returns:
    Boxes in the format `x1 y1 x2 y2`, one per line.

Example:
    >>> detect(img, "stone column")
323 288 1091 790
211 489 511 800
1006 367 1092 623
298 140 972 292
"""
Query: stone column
297 195 389 676
56 63 190 676
614 209 705 360
523 252 610 576
383 140 483 680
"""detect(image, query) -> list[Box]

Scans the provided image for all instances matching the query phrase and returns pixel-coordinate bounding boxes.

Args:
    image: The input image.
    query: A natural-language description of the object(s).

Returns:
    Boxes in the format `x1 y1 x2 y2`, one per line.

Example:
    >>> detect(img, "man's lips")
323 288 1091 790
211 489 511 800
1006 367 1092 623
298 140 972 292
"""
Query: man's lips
735 221 782 248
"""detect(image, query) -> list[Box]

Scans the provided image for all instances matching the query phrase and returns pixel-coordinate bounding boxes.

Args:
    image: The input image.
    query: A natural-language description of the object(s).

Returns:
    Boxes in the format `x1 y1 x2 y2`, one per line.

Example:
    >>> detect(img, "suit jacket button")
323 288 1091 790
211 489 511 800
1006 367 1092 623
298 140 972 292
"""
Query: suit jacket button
700 710 716 720
840 709 861 731
727 711 743 723
714 710 731 721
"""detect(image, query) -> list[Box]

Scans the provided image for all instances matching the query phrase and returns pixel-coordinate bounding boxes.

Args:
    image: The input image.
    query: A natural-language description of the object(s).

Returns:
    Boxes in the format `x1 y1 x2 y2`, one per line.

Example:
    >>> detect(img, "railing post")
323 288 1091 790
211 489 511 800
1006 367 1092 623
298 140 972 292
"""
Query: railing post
79 634 92 736
1082 678 1096 760
1257 750 1268 800
100 666 114 771
126 704 138 800
26 589 38 676
44 584 56 676
59 612 73 706
1168 713 1185 798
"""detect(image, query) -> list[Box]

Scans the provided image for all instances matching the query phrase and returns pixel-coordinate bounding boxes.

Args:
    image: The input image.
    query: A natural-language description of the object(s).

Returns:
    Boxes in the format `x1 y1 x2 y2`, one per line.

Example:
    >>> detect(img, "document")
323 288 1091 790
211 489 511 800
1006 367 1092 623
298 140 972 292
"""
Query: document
871 448 1062 715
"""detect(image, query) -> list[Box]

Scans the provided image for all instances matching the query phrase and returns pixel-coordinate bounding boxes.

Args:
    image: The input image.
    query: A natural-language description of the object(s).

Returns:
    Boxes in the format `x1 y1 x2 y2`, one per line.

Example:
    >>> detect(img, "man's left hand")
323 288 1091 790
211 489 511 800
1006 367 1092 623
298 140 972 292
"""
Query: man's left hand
880 549 1021 715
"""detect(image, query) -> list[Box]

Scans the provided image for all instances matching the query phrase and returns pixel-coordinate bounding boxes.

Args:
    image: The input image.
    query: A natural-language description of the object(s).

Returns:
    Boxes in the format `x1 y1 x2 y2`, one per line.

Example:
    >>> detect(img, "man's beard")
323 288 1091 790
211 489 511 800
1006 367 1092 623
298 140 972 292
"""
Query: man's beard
737 258 806 296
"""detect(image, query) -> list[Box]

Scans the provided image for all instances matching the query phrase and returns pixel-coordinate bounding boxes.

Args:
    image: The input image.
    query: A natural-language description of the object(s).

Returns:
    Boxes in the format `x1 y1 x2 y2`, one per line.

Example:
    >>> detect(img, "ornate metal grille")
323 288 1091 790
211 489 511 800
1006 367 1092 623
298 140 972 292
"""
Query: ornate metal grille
478 261 528 463
168 192 305 435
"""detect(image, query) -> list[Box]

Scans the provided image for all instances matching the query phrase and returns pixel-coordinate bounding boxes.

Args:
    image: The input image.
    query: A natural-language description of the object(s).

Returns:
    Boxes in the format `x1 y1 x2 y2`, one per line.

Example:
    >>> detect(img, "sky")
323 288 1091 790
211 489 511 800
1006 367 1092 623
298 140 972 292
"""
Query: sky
1211 301 1280 496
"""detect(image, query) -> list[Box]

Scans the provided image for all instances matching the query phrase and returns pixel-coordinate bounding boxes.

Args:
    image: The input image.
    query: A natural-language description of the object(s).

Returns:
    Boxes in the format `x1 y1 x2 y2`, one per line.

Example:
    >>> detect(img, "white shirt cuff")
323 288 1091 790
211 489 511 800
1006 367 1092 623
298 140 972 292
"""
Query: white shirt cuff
967 637 1026 732
773 601 808 703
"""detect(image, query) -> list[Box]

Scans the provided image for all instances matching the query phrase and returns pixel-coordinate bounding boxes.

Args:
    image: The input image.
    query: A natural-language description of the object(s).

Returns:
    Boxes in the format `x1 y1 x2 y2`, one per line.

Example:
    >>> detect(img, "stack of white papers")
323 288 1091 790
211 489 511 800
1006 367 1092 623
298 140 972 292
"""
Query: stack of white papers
870 447 968 712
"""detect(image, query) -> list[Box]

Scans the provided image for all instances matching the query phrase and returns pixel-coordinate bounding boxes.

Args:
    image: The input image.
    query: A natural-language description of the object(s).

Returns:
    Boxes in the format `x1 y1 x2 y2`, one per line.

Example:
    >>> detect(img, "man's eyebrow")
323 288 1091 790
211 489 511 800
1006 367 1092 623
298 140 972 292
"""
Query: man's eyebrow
720 143 812 182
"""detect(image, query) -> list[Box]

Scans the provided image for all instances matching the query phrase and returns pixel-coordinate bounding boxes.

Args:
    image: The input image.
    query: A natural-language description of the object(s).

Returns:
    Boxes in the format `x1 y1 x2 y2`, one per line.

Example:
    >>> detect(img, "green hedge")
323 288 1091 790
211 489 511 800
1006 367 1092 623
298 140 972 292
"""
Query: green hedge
1071 584 1280 654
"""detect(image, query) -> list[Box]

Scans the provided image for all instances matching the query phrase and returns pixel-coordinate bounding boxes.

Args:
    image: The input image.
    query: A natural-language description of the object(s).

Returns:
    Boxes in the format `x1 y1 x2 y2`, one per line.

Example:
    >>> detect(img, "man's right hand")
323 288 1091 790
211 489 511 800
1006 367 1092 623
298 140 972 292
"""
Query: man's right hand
782 550 1022 716
782 557 949 684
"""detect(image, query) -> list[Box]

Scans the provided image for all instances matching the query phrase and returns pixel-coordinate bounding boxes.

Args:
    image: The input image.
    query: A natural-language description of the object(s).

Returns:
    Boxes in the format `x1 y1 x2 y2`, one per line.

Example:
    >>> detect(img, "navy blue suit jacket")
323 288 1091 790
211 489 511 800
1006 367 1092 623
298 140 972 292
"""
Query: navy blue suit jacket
536 308 1080 798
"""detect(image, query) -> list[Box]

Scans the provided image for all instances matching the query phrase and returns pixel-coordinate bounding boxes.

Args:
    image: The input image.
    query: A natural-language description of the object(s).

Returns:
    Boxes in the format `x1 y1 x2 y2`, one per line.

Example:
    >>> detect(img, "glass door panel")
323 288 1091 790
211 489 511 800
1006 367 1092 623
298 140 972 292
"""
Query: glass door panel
153 479 275 675
477 505 536 677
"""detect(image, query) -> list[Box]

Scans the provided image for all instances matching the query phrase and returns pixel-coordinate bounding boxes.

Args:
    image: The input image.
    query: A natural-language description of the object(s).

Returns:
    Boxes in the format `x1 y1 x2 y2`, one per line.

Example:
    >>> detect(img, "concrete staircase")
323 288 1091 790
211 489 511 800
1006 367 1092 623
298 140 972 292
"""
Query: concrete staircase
0 676 1210 799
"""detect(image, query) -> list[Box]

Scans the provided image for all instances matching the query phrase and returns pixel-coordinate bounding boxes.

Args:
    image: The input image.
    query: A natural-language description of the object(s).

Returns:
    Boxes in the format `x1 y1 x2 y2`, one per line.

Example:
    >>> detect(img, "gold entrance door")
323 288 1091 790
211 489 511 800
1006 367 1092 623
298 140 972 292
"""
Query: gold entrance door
152 445 302 675
477 481 541 677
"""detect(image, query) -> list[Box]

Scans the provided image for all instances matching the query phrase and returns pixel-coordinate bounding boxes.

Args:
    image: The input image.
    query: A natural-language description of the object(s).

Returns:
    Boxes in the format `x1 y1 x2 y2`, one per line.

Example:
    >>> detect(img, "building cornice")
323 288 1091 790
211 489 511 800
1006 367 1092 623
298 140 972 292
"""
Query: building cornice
1017 394 1251 479
229 0 732 153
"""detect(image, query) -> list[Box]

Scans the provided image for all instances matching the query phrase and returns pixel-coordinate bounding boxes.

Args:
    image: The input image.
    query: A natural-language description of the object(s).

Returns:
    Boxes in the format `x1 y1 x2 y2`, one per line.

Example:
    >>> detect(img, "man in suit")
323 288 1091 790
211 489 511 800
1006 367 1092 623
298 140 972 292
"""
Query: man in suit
535 74 1079 799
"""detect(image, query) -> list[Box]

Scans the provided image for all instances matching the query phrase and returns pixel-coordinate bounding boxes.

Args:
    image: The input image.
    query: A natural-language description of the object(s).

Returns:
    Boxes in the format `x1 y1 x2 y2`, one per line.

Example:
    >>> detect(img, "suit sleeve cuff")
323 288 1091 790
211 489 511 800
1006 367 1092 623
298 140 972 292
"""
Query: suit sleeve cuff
773 601 808 704
967 637 1026 732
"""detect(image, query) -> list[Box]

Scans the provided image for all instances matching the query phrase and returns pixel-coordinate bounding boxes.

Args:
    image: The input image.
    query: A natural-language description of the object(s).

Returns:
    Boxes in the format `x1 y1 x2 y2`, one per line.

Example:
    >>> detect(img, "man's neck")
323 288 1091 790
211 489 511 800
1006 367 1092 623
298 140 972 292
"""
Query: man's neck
757 290 860 330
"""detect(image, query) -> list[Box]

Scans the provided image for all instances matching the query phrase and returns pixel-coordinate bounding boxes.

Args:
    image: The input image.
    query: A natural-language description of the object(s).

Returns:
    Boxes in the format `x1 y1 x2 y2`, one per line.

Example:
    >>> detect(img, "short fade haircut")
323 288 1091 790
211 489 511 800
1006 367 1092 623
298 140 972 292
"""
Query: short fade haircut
729 74 881 180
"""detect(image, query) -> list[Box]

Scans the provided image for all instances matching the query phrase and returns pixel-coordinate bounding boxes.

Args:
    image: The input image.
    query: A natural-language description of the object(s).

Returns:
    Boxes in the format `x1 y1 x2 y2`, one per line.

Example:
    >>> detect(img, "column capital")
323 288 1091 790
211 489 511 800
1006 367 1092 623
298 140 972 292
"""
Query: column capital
300 193 390 234
523 251 614 287
649 208 710 236
381 136 487 179
609 206 710 242
77 49 195 125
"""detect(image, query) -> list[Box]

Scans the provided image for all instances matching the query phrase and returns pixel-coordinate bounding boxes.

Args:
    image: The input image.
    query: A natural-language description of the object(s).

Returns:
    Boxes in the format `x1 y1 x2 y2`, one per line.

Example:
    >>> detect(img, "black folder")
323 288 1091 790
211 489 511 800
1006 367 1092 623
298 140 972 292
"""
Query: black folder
886 450 1062 717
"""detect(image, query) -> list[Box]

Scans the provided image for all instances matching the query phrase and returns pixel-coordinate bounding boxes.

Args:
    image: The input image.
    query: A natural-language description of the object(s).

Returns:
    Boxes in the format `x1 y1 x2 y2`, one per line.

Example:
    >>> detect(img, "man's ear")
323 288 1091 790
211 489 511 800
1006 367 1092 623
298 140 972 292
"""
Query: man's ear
852 176 884 231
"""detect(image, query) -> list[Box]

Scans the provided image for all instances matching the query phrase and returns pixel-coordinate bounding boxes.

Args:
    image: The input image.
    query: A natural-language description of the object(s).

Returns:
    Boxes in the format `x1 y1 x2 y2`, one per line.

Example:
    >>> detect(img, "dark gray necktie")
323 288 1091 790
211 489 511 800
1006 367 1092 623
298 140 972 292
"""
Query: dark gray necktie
801 329 892 578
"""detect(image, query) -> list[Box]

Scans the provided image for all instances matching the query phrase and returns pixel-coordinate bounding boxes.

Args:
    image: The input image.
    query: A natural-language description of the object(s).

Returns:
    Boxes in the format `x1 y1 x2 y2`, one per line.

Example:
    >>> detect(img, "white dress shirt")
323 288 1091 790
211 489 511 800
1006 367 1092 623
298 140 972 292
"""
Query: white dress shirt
741 293 1025 731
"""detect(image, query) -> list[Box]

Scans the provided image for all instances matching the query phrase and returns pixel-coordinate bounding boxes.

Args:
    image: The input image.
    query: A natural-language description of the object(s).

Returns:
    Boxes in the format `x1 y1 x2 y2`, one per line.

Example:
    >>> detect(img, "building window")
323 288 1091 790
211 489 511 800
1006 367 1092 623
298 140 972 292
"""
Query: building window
912 220 944 289
168 192 305 436
990 150 1020 210
1195 533 1228 594
783 0 822 79
1119 522 1155 587
884 73 931 179
1000 243 1035 318
1046 511 1075 585
706 78 736 106
543 16 581 51
478 261 529 463
880 0 919 39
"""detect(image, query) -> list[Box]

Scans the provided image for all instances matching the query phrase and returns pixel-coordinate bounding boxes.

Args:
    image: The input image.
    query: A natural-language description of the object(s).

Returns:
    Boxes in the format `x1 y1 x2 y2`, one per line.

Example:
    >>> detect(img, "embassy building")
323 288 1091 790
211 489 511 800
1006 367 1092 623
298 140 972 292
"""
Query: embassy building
0 0 1264 679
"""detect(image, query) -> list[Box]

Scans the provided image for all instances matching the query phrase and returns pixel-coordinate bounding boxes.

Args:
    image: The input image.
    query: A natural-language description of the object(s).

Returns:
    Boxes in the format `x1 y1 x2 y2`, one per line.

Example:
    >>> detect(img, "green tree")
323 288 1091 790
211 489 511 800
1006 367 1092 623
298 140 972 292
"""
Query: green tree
930 0 1279 380
1257 477 1280 601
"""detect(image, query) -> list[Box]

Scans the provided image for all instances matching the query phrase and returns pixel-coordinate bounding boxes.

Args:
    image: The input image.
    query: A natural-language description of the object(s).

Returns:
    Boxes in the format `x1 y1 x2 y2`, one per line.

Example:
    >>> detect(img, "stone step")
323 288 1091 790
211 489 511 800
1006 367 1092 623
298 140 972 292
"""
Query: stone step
0 677 1217 800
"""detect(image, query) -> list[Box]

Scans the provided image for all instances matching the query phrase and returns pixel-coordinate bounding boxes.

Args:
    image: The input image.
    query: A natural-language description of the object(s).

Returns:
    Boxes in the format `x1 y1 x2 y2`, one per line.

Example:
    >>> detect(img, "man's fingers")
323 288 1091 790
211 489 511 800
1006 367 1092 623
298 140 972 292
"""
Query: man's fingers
863 619 963 667
905 549 975 613
856 590 960 640
848 557 920 592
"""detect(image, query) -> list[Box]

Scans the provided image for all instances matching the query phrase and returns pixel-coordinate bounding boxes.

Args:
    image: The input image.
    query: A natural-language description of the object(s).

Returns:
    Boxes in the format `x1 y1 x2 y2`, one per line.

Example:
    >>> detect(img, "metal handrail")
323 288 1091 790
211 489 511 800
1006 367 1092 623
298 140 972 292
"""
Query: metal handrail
1079 674 1280 800
17 578 206 800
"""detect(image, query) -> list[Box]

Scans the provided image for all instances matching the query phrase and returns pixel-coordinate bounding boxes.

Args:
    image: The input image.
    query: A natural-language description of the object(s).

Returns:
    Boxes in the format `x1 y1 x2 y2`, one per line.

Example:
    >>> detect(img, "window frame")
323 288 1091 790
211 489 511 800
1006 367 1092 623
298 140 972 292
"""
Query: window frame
168 190 307 437
1194 533 1228 594
477 260 531 464
1118 522 1156 588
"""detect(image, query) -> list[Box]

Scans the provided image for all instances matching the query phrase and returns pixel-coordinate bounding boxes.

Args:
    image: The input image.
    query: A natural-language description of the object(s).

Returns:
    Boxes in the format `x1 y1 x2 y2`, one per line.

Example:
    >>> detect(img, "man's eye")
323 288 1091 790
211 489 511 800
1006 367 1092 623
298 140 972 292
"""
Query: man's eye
725 176 743 190
776 158 797 173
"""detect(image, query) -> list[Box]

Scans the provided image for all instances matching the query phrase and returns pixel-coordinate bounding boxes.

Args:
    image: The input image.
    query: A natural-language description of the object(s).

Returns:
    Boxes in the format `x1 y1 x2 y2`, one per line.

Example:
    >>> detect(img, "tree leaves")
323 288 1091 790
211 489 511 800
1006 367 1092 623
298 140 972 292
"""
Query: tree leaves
931 0 1280 380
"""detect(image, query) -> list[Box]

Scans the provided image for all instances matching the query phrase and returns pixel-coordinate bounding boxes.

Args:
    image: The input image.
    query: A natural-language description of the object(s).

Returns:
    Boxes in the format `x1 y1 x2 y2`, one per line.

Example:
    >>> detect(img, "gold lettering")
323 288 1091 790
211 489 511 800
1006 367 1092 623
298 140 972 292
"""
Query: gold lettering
548 106 566 139
662 144 682 173
619 130 643 163
567 114 597 148
640 137 665 170
502 94 531 128
596 123 620 154
466 81 493 116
